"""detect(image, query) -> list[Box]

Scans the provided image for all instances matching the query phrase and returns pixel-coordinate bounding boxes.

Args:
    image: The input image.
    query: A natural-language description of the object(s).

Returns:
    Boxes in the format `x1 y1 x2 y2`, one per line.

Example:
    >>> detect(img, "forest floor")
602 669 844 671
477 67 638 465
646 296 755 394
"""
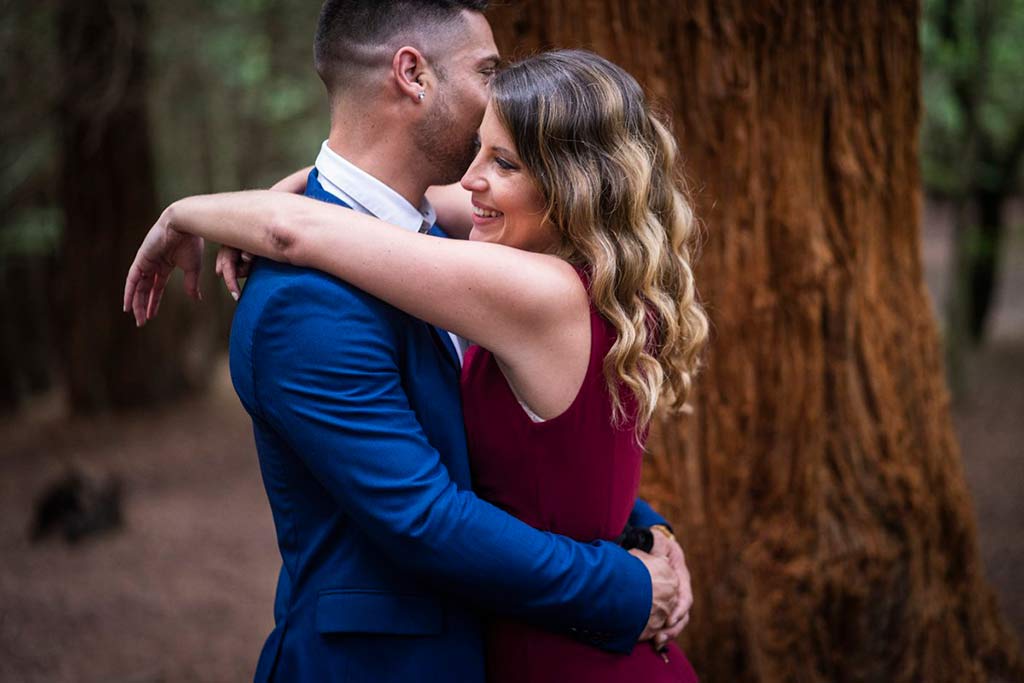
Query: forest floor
0 205 1021 682
0 369 276 683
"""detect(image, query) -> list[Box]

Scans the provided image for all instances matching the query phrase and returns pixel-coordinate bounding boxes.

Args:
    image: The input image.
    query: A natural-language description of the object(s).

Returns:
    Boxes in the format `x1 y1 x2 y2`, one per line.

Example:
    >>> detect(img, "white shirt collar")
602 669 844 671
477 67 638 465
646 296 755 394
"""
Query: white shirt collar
314 140 435 233
312 140 463 364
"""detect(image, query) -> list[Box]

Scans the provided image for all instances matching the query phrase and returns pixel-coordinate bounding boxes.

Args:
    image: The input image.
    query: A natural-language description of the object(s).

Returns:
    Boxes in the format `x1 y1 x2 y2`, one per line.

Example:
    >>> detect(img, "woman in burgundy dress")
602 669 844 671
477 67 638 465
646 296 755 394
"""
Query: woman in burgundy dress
126 50 707 681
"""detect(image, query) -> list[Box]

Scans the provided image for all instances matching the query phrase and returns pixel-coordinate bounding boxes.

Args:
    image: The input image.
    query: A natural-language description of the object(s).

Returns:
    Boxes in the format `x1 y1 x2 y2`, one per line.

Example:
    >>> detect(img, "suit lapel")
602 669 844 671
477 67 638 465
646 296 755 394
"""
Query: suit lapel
430 326 460 372
425 223 461 371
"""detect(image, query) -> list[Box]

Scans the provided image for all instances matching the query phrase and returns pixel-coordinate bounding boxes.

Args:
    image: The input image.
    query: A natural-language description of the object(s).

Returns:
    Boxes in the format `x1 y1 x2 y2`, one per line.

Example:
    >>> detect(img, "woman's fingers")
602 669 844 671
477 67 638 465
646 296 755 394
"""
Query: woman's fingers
145 273 162 321
123 266 138 314
124 257 152 316
132 274 152 327
124 219 207 323
183 268 202 303
216 246 242 301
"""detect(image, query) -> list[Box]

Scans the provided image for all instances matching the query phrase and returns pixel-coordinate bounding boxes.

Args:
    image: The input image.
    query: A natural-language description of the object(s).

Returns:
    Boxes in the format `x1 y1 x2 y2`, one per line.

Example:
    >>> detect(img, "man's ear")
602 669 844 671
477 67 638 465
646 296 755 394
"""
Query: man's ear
392 46 432 104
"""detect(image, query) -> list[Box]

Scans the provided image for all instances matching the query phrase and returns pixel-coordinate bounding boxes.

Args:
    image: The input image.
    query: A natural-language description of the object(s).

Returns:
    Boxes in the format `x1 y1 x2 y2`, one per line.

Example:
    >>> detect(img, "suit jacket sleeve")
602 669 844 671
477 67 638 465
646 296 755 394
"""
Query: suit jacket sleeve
251 280 651 653
629 498 670 531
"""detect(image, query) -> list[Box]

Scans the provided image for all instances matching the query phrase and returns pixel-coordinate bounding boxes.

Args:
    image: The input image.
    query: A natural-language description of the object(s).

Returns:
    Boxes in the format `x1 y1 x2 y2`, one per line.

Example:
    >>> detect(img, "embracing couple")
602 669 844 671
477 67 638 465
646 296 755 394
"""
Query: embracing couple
124 1 707 681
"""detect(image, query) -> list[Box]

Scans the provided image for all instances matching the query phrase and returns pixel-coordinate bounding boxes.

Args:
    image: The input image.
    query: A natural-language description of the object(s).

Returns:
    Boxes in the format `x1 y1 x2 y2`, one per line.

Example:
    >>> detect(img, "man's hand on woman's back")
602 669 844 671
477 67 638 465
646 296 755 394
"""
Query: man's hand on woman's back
650 526 693 644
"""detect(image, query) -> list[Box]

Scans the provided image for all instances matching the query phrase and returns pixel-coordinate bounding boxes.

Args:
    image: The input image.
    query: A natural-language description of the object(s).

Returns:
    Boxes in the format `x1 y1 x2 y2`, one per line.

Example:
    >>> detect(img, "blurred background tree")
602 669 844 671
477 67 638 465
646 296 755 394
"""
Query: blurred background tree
57 0 196 411
921 0 1024 389
1 0 64 411
0 0 324 414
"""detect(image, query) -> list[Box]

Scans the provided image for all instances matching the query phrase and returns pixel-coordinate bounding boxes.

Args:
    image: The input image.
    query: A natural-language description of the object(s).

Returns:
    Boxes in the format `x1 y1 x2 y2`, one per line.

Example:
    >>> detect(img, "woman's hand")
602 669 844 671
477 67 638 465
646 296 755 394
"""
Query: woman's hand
270 166 312 194
215 246 251 301
123 206 204 326
425 182 473 239
215 166 312 300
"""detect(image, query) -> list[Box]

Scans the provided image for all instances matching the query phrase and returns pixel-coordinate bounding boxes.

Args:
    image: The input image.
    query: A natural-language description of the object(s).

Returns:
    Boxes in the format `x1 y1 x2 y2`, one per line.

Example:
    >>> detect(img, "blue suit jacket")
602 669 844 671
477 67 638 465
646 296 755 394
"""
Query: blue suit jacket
229 170 665 682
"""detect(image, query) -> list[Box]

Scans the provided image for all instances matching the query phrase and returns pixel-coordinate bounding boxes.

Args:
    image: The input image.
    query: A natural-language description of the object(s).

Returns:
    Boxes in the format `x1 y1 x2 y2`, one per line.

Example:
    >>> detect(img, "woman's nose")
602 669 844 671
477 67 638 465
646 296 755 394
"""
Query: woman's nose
460 167 486 192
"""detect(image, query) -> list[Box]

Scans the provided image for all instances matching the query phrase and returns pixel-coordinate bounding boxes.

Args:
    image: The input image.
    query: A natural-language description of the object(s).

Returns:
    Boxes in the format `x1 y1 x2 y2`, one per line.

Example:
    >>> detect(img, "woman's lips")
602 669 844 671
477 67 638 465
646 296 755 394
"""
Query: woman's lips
471 201 503 226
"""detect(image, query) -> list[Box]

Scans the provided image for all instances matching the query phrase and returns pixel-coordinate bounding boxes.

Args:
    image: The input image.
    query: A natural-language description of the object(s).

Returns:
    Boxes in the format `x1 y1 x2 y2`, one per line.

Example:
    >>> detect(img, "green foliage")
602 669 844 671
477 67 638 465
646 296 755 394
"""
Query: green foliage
0 1 62 260
921 0 1024 195
0 208 62 259
149 0 326 200
0 1 331 264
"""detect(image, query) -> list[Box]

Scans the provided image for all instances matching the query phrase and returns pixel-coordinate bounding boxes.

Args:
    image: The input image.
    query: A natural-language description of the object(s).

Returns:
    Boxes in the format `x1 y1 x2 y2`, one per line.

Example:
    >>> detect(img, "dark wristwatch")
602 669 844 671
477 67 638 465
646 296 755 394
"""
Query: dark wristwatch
614 525 654 553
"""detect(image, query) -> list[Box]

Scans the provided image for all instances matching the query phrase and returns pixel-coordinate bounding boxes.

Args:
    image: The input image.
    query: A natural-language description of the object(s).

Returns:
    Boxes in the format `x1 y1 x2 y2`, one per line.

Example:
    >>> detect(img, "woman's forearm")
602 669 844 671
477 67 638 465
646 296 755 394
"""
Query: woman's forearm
165 191 317 265
162 189 584 362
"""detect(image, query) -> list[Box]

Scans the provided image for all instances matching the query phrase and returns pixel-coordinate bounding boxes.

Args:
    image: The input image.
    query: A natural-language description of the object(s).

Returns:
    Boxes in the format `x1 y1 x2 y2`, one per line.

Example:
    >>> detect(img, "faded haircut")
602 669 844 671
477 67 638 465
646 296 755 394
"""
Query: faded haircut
314 0 489 95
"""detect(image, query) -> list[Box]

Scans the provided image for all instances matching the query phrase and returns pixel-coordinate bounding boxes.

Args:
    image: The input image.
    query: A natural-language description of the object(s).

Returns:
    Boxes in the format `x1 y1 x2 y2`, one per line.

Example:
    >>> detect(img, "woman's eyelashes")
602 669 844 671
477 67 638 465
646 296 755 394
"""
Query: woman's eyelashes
494 156 518 171
474 134 518 171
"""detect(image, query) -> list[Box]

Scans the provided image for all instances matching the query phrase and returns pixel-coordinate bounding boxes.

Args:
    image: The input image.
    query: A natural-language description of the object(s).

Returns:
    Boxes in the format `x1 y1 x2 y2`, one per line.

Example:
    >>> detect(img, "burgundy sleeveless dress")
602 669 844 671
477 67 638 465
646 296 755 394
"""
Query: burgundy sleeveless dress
460 279 698 683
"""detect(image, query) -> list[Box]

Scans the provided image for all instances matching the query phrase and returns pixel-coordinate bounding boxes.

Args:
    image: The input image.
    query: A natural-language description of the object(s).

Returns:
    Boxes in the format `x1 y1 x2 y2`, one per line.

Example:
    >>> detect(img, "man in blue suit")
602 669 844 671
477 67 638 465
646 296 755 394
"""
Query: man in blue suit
128 1 692 680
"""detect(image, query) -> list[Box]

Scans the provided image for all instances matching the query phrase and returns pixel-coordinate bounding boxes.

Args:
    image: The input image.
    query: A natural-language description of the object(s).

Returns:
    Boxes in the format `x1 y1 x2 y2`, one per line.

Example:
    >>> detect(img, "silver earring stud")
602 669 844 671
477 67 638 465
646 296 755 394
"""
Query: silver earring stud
418 91 426 101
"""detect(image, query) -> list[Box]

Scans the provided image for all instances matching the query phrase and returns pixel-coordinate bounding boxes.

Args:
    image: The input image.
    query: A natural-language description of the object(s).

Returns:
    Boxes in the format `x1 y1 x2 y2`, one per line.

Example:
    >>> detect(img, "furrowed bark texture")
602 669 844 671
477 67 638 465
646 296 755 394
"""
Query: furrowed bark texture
489 2 1022 681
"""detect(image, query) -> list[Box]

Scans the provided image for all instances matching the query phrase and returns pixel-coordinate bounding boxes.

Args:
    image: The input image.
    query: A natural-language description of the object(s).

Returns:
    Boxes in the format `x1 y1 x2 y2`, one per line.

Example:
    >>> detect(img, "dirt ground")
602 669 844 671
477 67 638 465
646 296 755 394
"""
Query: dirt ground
0 369 277 683
0 209 1021 682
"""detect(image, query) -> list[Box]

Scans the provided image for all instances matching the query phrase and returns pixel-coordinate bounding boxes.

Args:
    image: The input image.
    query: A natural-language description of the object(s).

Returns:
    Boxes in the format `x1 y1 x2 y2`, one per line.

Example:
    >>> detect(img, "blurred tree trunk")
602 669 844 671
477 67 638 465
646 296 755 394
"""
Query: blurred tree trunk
0 254 57 411
490 1 1022 681
0 3 62 413
936 0 1024 389
56 0 209 412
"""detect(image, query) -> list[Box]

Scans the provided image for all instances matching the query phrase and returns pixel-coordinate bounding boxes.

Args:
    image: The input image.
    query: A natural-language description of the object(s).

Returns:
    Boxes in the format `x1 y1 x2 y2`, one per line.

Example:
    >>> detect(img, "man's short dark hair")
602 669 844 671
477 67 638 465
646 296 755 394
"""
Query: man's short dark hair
315 0 489 94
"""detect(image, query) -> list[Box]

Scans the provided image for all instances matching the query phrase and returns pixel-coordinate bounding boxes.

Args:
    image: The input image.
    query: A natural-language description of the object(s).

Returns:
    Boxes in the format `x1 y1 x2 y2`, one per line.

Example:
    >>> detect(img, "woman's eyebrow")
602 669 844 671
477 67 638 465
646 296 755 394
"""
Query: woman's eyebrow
491 145 518 159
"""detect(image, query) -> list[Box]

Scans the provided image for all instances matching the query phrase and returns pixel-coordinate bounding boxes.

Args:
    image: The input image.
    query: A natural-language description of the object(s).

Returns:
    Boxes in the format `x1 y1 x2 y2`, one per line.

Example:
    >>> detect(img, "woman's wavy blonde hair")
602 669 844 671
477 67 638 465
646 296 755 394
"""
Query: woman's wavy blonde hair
491 49 708 436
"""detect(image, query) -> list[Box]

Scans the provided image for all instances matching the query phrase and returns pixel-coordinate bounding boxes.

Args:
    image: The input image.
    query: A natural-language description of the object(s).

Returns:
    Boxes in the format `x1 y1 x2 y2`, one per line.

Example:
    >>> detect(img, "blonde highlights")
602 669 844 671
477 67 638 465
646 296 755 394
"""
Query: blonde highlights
491 50 708 436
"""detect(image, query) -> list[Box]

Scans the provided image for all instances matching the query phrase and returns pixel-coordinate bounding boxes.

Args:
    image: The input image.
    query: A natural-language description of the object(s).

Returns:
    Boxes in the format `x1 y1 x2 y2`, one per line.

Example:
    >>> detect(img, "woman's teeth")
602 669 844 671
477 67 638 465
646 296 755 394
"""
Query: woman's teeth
473 207 502 218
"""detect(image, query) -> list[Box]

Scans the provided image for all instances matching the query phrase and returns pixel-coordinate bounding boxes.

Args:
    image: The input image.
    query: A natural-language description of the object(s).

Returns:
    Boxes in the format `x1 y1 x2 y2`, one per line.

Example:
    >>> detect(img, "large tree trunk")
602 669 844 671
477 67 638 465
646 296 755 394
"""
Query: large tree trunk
56 0 212 412
489 1 1022 681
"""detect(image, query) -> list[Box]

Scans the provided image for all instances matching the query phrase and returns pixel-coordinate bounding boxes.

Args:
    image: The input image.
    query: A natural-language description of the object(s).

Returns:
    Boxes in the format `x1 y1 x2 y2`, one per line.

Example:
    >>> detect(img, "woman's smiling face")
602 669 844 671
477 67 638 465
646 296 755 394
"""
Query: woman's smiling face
460 103 559 253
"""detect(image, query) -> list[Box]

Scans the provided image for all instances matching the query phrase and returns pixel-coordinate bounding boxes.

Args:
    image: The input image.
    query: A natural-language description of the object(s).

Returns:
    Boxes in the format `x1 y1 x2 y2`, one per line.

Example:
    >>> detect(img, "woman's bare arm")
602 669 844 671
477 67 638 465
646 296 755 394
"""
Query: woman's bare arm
215 166 314 299
125 190 587 364
270 166 313 193
425 183 474 239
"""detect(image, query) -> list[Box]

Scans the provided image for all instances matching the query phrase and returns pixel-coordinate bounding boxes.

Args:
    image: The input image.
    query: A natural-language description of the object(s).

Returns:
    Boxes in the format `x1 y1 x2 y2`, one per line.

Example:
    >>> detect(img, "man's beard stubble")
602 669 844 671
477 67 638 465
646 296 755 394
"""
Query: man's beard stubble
415 94 479 186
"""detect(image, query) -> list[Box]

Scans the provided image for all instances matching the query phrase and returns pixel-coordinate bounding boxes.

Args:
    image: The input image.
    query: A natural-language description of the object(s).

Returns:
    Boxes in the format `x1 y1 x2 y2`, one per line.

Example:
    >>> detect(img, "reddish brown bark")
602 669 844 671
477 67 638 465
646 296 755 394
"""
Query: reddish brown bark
489 2 1022 680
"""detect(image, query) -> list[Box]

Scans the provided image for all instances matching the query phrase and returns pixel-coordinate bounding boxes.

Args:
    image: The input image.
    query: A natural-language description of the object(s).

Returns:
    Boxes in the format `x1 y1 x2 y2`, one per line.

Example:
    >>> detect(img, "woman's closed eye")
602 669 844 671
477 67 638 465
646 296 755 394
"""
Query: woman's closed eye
494 156 518 171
